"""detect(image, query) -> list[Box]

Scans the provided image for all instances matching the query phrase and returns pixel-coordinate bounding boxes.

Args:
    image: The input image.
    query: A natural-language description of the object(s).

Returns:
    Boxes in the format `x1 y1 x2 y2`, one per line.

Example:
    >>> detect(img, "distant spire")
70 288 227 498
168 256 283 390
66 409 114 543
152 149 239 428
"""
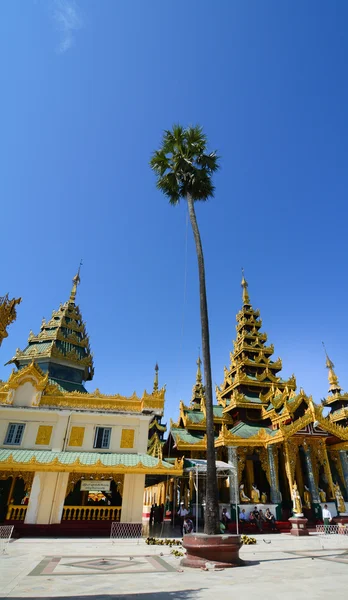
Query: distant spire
69 260 83 304
241 268 251 305
190 353 205 407
196 354 202 383
322 342 341 394
153 362 159 392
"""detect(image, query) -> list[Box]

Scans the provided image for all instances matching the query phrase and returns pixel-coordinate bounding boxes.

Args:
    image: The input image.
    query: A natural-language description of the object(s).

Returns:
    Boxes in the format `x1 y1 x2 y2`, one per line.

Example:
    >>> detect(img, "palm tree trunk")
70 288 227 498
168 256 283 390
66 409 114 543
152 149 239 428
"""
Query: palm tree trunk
186 192 219 535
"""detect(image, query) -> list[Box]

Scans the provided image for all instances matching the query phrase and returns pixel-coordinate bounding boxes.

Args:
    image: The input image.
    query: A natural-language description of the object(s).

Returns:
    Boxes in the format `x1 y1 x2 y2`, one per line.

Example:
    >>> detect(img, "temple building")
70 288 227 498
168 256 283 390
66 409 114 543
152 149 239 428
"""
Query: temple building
0 272 182 532
163 275 348 523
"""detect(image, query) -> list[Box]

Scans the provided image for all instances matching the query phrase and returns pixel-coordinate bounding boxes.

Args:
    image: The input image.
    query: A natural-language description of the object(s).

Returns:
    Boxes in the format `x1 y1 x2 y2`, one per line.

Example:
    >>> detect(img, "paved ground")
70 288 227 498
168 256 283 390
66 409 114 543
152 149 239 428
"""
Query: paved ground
1 532 348 599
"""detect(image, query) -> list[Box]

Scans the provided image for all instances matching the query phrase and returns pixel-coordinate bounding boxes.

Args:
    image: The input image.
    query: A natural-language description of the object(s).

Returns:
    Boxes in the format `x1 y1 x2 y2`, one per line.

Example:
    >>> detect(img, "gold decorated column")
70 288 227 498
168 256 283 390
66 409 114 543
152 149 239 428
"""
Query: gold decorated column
283 440 299 494
245 459 254 495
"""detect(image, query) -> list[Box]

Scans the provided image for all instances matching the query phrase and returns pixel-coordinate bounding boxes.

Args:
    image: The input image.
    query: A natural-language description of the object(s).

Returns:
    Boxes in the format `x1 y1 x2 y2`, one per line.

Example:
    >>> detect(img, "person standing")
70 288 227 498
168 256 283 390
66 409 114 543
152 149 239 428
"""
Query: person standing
322 504 332 533
177 502 189 535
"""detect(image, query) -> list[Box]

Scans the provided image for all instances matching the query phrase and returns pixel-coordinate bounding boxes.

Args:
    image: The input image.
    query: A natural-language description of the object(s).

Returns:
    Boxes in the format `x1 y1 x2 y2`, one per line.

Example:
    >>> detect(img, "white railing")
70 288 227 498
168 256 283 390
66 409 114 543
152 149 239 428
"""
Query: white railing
0 525 14 554
110 522 143 543
316 524 348 536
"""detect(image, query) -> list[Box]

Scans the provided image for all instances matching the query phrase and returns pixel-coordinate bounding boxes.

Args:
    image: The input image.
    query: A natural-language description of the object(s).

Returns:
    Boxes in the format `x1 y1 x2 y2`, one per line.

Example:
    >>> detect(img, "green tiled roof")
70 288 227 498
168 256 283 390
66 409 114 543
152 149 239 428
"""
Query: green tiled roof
171 428 206 444
48 378 87 394
243 393 262 403
185 410 205 423
213 406 224 417
20 342 53 356
229 422 276 438
0 449 177 471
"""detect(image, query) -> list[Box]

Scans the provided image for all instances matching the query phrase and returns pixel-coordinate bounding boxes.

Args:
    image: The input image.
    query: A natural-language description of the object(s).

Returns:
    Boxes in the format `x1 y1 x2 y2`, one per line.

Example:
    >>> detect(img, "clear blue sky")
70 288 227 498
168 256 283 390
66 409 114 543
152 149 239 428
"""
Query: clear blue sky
1 0 348 421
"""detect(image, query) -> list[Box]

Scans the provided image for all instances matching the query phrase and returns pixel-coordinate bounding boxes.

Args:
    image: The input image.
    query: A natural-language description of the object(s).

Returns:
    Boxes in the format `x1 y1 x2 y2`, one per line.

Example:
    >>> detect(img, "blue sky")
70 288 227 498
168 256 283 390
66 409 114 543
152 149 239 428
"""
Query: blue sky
1 0 348 421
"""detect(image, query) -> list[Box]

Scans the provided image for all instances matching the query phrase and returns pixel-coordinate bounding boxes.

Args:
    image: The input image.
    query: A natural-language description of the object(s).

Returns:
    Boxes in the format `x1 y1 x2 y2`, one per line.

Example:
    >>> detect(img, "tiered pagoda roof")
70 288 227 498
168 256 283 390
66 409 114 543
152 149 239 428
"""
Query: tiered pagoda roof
7 269 93 393
148 364 167 458
166 274 348 454
322 347 348 426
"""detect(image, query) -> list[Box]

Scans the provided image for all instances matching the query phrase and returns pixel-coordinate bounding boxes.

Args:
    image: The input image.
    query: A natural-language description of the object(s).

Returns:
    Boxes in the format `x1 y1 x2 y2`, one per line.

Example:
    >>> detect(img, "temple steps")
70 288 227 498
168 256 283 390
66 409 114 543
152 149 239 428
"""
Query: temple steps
7 520 114 538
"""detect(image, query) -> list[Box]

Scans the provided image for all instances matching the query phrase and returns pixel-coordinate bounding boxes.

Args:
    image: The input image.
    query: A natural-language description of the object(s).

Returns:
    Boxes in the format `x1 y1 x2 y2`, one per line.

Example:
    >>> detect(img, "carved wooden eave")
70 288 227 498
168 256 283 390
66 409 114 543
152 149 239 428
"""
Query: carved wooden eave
277 406 348 442
329 407 348 423
0 361 48 395
215 423 281 448
0 453 184 476
232 342 274 359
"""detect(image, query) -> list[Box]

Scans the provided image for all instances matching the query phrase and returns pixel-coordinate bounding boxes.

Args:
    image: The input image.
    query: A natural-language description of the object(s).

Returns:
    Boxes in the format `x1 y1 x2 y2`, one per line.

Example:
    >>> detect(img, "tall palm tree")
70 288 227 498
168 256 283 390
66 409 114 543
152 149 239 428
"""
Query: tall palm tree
150 125 220 535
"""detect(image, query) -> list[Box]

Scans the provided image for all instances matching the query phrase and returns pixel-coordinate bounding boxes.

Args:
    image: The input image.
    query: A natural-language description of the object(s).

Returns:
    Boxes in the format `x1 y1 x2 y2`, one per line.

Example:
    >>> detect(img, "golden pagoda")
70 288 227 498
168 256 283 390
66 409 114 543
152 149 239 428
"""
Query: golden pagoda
166 274 348 523
0 271 182 532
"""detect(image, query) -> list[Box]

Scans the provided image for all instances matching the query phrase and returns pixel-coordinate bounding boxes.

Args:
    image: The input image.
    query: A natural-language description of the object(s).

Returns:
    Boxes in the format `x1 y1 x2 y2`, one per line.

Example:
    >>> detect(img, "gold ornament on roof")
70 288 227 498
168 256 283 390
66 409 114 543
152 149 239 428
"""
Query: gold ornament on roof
69 260 82 304
0 295 21 347
153 363 159 392
322 342 341 394
241 268 251 305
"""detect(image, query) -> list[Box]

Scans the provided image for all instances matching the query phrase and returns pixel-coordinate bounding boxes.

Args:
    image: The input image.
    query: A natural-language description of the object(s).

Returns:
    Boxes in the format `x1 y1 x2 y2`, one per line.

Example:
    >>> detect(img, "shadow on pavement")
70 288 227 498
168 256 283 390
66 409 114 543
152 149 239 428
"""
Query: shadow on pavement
8 592 204 600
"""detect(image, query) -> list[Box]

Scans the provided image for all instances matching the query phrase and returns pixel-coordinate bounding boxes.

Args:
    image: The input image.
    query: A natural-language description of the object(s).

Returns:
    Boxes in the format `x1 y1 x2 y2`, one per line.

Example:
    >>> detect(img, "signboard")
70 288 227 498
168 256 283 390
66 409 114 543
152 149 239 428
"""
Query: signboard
80 480 111 492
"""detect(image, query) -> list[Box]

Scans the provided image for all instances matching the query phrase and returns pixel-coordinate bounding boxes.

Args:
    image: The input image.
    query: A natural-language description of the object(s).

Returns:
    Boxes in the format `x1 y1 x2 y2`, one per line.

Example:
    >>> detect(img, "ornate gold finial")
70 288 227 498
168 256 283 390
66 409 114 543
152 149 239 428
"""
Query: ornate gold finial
322 342 341 394
196 354 202 383
241 268 251 305
0 295 21 347
69 260 83 304
153 362 159 392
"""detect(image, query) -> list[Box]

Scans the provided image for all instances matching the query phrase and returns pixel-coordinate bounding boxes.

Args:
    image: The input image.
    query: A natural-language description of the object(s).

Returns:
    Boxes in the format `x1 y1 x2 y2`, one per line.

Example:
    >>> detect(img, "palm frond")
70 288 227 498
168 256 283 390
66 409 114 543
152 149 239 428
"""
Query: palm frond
150 124 219 205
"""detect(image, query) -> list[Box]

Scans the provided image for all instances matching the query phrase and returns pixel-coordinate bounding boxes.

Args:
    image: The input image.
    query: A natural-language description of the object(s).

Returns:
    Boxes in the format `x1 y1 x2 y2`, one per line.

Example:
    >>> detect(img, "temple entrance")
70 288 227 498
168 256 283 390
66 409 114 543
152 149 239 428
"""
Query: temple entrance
240 450 270 503
1 474 33 522
63 475 123 521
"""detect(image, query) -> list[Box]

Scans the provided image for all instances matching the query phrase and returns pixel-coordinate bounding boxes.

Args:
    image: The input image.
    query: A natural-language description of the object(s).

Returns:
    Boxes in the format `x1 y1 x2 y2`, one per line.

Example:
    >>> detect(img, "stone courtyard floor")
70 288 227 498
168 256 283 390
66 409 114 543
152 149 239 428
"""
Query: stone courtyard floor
1 533 348 599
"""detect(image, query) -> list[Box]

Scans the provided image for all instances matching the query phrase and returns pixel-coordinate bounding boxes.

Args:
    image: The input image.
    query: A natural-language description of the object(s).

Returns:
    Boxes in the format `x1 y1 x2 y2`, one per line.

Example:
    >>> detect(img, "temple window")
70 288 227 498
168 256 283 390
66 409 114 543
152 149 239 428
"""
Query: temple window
4 423 25 445
93 427 111 449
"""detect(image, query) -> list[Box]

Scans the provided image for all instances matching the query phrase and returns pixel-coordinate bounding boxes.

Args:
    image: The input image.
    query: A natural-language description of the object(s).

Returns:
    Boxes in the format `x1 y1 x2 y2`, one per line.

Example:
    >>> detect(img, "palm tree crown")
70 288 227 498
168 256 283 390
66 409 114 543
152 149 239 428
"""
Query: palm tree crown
150 125 219 204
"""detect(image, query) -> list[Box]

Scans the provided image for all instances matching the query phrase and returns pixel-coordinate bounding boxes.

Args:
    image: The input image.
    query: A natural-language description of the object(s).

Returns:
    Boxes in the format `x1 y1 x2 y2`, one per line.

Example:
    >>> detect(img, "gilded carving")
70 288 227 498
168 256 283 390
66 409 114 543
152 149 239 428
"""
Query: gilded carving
68 427 85 447
258 447 271 485
237 447 248 480
120 429 135 449
35 425 53 445
0 295 21 347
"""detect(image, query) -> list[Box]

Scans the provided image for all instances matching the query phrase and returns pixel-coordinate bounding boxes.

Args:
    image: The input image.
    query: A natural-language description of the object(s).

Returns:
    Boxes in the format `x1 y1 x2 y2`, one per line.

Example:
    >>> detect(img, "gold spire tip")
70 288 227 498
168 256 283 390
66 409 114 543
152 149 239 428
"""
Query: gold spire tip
69 259 83 303
322 342 341 393
241 267 250 305
196 354 202 382
153 362 159 392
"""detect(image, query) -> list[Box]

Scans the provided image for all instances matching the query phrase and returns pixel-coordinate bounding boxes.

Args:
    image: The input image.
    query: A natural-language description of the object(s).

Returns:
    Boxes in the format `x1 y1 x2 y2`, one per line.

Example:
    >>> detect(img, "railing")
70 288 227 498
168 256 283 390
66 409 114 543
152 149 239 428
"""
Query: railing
62 506 122 521
6 505 27 521
316 524 348 536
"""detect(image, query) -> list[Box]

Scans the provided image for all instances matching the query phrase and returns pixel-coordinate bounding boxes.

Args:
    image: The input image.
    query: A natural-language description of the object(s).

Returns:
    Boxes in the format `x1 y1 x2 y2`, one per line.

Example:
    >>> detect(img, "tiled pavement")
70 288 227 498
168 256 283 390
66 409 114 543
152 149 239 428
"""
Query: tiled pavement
1 533 348 599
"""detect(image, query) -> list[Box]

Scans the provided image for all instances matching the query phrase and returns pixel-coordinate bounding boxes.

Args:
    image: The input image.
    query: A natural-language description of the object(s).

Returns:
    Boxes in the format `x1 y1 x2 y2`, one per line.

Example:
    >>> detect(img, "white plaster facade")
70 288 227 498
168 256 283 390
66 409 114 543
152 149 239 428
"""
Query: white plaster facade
0 365 171 527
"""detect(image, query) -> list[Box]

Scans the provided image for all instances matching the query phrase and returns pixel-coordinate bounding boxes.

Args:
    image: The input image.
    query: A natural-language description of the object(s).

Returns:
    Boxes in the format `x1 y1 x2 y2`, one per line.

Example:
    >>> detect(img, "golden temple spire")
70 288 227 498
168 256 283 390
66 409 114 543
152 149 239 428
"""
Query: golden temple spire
241 268 251 305
190 353 205 407
153 363 159 392
69 260 82 304
322 342 341 394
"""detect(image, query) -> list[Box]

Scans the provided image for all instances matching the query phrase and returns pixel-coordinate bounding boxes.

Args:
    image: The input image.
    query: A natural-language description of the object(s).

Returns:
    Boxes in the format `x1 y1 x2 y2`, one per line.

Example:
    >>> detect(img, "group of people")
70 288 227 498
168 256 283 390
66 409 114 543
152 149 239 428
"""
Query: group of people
240 506 277 532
